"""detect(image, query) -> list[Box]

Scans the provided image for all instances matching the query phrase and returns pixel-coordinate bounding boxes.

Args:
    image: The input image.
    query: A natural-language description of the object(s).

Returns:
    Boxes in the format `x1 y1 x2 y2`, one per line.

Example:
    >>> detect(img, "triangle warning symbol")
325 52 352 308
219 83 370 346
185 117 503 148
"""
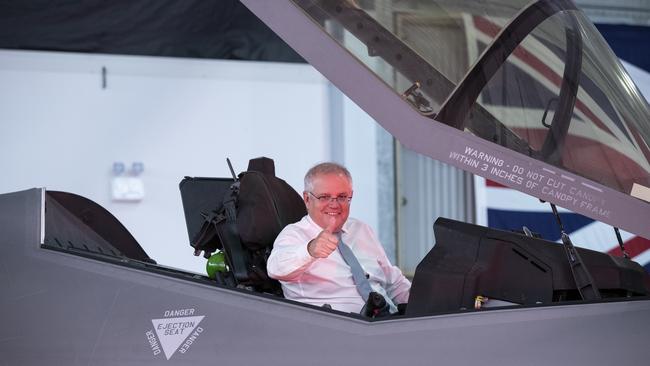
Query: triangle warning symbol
151 315 205 360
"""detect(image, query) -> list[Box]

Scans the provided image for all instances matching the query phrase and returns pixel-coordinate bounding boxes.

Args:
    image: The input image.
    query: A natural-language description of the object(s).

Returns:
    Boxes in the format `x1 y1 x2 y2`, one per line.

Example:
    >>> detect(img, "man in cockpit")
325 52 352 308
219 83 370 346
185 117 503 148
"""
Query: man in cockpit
267 162 411 314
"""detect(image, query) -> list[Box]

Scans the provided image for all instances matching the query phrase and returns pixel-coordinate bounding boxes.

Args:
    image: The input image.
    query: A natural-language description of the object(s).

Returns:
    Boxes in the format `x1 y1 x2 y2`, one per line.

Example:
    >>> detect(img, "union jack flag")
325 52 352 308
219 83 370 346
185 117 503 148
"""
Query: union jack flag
478 177 650 272
468 16 650 272
466 15 650 193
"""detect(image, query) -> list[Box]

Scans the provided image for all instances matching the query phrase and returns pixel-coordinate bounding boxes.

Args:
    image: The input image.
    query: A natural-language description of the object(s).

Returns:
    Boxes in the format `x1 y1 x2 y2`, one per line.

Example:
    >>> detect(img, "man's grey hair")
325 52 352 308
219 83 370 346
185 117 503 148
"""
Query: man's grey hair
304 162 353 192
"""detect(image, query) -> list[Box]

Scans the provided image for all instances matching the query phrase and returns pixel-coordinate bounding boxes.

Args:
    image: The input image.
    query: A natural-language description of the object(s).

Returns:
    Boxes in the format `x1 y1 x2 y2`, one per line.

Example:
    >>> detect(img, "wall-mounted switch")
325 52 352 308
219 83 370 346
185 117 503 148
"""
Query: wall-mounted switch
111 176 145 202
111 161 145 202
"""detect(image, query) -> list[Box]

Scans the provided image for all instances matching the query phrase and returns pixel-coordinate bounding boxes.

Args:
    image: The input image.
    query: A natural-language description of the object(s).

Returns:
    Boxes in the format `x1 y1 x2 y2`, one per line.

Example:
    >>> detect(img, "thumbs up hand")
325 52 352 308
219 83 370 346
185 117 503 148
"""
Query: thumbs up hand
307 216 340 258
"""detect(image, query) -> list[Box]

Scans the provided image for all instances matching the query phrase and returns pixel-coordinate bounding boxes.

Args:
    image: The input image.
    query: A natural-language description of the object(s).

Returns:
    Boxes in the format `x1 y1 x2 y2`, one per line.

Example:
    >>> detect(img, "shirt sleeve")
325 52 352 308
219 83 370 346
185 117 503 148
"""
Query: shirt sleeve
266 225 317 281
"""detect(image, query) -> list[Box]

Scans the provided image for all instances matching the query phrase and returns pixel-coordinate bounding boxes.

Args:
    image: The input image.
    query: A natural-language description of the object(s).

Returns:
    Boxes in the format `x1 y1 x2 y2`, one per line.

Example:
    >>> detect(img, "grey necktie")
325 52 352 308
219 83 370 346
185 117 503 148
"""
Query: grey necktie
337 233 373 301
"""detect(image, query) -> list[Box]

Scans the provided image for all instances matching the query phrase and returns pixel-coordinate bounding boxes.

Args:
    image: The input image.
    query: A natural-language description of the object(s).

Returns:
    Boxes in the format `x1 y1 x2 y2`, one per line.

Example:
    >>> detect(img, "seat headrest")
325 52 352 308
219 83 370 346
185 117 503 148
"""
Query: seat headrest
247 157 275 176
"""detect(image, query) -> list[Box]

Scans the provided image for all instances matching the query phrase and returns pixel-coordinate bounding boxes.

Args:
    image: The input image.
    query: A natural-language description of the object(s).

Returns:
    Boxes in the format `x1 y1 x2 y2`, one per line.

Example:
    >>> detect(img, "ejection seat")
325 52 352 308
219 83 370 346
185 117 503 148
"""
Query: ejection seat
179 157 307 295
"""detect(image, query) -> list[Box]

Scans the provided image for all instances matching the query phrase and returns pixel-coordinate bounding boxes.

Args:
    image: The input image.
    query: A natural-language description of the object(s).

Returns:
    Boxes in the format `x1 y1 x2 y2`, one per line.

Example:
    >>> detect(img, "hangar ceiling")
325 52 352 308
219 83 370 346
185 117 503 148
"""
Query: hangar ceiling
0 0 646 66
0 0 304 62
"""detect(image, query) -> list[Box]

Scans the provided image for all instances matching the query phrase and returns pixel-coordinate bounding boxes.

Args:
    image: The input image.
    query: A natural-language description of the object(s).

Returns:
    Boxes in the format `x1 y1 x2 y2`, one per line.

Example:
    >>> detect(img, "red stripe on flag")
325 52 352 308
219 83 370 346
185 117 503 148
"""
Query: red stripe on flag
512 127 650 192
472 16 616 138
607 236 650 258
486 179 507 188
472 15 501 39
631 128 650 165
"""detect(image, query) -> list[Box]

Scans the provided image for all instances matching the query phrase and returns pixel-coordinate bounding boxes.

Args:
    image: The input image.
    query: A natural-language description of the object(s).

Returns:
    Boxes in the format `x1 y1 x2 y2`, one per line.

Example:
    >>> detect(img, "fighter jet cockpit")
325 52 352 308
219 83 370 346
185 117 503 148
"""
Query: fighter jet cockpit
257 0 650 314
2 0 650 364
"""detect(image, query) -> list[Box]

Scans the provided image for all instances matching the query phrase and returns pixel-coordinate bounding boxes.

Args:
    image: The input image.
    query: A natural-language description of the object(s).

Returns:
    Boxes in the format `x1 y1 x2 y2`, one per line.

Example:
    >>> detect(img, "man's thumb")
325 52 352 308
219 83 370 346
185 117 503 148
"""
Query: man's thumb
325 216 337 233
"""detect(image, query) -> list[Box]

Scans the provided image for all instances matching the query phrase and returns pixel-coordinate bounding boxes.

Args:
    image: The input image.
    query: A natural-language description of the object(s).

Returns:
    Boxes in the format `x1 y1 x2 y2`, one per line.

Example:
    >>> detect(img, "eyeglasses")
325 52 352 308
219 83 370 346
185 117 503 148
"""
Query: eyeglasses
308 191 352 204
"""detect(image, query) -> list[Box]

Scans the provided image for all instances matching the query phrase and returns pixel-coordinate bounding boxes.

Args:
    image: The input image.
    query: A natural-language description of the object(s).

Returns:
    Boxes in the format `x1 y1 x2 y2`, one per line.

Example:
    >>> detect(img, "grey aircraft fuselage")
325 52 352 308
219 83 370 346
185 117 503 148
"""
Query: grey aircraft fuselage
1 188 650 365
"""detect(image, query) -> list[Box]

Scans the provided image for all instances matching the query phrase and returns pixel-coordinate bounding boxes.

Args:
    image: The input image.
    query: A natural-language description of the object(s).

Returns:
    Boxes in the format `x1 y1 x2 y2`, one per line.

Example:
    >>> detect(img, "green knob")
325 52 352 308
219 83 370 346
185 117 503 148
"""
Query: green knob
206 251 227 279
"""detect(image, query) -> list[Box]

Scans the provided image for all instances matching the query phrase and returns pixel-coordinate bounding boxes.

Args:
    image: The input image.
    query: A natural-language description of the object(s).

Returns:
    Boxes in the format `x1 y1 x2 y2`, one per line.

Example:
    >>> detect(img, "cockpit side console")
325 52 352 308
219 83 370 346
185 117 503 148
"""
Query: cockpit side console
407 218 650 316
44 191 153 263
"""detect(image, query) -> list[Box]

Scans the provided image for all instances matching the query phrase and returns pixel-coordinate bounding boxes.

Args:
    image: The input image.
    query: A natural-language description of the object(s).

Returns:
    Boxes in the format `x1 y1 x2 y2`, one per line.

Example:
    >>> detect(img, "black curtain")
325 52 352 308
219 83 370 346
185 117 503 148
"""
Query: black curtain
1 1 648 70
0 0 304 62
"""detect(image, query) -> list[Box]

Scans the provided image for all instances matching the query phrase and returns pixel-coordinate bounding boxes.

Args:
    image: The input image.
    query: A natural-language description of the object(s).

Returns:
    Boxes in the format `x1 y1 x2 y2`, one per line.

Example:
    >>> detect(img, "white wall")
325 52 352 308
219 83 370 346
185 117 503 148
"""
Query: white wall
0 50 339 274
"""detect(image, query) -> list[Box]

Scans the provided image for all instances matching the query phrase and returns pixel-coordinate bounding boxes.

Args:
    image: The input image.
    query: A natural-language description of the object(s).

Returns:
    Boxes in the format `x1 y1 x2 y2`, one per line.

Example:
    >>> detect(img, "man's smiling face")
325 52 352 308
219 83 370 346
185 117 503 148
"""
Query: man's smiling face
303 172 352 232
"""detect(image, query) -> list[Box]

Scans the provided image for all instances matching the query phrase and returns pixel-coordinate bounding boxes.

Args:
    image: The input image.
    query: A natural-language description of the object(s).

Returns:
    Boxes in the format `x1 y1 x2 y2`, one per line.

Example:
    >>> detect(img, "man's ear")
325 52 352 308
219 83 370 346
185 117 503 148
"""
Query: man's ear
303 191 309 204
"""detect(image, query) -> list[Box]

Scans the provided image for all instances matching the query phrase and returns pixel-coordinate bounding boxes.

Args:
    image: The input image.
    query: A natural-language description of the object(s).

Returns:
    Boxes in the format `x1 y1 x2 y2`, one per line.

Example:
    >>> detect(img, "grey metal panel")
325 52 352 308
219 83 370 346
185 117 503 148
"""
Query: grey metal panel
393 9 474 273
576 0 650 25
376 126 398 264
328 82 345 164
2 189 650 365
398 148 474 274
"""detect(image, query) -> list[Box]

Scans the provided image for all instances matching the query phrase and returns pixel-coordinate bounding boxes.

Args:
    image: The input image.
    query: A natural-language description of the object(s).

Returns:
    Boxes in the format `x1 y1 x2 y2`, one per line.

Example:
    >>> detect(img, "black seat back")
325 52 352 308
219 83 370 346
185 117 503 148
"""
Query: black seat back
180 157 306 293
237 157 307 252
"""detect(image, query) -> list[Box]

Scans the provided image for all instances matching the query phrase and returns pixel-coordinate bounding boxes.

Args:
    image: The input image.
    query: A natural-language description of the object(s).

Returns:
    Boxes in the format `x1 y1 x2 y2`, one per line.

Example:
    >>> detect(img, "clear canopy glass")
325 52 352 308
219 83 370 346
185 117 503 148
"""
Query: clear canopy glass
292 0 650 198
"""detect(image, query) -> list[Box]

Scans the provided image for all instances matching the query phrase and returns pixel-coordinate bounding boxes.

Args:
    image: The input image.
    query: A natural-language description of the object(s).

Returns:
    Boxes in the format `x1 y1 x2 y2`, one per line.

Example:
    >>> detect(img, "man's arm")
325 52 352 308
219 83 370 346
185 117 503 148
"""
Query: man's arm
267 217 339 281
267 229 316 281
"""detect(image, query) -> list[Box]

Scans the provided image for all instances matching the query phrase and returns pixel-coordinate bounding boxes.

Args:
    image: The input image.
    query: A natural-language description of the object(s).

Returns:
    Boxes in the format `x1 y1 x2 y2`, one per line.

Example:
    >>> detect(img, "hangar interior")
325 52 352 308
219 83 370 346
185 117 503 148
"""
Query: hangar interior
0 0 649 275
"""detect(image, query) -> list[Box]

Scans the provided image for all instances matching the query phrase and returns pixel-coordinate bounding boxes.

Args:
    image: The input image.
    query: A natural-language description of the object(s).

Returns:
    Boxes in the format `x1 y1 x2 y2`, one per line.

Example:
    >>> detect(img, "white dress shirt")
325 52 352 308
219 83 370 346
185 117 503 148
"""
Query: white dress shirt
267 215 411 314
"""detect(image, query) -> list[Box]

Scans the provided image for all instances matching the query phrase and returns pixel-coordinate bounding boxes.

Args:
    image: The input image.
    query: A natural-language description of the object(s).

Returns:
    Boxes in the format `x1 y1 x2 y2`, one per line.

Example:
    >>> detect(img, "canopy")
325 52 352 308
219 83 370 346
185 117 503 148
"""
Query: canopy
241 0 650 239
